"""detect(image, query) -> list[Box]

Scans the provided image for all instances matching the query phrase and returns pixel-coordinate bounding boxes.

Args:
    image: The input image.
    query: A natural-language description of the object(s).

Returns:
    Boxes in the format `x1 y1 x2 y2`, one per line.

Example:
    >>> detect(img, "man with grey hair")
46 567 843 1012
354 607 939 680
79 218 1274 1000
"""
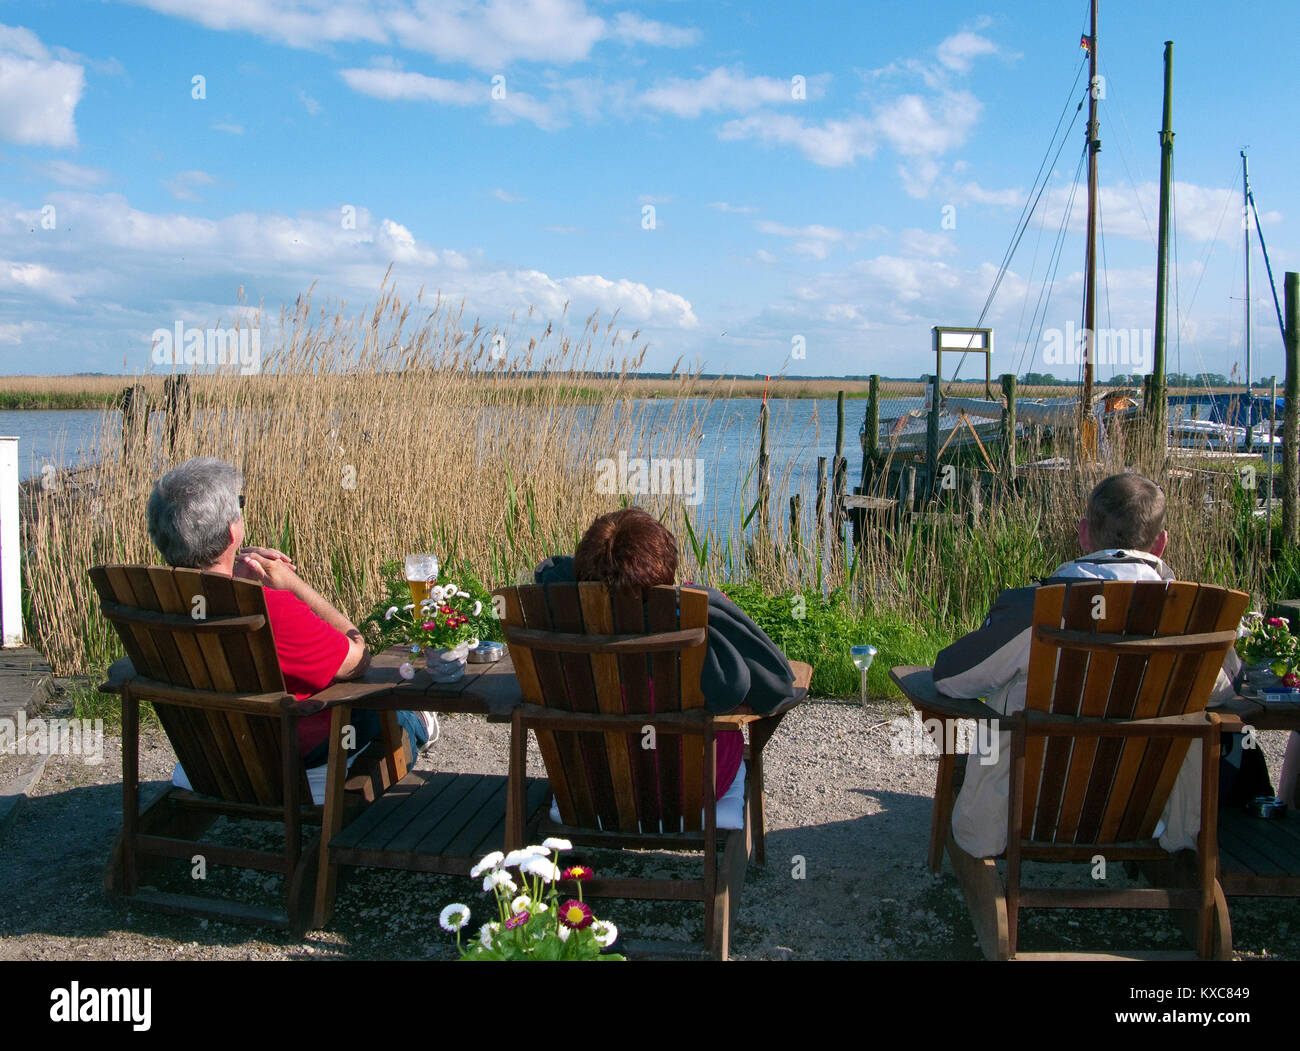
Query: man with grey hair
147 458 428 790
932 471 1241 858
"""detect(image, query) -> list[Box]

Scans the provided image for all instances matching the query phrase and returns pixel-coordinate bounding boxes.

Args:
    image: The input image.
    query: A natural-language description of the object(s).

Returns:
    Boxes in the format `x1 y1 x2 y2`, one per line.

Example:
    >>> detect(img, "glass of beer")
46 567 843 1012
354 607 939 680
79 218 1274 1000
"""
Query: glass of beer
405 553 439 607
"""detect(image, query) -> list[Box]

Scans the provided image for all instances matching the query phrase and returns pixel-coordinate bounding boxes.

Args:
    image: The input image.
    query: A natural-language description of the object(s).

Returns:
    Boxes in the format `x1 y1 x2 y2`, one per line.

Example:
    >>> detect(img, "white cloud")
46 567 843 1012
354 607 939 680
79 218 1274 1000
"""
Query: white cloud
609 12 699 48
213 122 244 134
719 113 876 168
868 27 1015 89
873 91 980 157
951 181 1024 207
936 31 1001 74
127 1 692 70
385 0 605 70
640 67 826 118
340 66 561 129
298 90 321 115
2 192 698 370
899 227 957 258
0 320 40 344
1032 181 1269 245
124 0 388 50
164 170 216 202
0 24 84 147
491 188 524 203
41 160 109 188
755 220 848 260
710 201 756 214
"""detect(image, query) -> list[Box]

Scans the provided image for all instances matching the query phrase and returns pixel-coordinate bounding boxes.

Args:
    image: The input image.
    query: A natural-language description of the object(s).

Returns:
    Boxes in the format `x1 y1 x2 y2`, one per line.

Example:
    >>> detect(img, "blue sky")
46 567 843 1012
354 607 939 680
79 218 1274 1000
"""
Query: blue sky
1 0 1296 380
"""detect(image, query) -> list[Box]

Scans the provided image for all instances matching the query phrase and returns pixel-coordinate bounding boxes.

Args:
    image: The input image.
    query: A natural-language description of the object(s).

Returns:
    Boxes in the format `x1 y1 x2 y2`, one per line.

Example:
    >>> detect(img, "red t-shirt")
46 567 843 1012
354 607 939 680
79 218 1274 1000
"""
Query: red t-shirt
263 588 351 757
640 680 743 799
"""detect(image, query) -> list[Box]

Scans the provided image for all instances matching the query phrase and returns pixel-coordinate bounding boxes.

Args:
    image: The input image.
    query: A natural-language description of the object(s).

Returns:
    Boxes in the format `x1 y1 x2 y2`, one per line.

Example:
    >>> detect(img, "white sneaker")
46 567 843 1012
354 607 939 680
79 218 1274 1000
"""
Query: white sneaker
419 711 440 752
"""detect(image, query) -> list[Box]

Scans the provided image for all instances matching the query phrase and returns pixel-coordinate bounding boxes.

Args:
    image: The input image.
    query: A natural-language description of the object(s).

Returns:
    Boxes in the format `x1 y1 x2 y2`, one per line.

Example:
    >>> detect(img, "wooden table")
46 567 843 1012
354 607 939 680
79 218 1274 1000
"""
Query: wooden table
306 646 549 928
1208 693 1300 897
301 644 524 720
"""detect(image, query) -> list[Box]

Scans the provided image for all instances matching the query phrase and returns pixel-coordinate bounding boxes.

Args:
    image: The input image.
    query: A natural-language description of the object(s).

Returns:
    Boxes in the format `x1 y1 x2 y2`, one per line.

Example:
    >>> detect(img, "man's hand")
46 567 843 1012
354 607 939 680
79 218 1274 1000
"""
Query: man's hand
238 546 296 569
235 551 301 590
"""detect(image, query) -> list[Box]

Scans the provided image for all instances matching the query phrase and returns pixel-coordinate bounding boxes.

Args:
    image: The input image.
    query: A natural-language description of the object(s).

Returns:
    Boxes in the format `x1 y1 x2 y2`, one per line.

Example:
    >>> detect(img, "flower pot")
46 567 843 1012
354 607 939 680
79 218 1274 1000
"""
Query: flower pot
425 643 470 683
1245 662 1284 692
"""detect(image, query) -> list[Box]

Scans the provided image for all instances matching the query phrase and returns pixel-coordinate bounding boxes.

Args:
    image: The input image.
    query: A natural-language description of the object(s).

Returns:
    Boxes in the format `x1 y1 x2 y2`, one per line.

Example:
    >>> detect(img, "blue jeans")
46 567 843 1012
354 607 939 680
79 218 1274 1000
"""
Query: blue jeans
303 709 426 769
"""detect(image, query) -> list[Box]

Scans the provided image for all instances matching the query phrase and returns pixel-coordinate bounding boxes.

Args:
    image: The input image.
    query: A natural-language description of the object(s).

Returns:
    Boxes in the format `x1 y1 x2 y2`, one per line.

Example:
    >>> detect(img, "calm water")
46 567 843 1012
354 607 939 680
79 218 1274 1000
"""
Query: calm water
3 399 902 529
1 409 113 482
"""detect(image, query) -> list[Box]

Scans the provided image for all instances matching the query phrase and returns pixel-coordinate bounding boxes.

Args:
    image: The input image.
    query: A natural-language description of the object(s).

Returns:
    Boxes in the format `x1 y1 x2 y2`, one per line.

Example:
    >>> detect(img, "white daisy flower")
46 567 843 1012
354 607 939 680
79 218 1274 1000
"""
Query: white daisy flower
402 603 414 611
519 856 560 883
398 662 415 681
472 600 483 617
470 851 504 877
591 920 618 947
429 585 446 603
483 870 517 894
509 895 532 915
541 837 572 852
503 848 539 867
439 904 470 932
383 605 399 621
557 924 572 942
479 922 500 949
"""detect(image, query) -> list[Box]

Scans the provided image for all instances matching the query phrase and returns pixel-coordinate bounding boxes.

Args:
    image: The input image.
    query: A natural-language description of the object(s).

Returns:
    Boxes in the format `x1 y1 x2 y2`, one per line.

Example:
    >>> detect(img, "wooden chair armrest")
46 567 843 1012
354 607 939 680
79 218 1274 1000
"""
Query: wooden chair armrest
889 665 1006 725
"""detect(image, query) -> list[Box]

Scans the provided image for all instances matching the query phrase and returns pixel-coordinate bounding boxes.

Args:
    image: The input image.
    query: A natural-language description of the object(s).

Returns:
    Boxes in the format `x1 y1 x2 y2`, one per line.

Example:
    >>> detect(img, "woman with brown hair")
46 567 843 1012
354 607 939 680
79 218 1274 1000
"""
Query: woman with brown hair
534 507 798 798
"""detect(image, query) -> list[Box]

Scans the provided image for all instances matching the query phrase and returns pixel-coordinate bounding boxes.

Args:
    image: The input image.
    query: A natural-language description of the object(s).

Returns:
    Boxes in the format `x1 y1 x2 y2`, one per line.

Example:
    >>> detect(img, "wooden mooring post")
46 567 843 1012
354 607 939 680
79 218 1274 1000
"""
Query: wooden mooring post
815 455 827 552
832 391 847 549
757 398 771 531
163 374 192 456
861 375 880 493
789 493 802 549
120 384 147 459
925 374 940 500
1000 373 1017 484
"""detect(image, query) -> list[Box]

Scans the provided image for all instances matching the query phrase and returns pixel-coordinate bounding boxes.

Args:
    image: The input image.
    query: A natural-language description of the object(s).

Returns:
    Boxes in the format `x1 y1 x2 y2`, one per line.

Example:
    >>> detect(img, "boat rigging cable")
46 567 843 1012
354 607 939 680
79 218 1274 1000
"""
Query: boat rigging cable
1012 146 1086 382
943 54 1088 394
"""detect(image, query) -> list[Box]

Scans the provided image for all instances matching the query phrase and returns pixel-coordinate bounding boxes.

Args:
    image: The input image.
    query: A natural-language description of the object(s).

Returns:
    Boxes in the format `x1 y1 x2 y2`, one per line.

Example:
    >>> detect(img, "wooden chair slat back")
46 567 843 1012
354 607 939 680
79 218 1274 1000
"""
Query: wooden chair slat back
1020 581 1246 846
498 583 711 835
90 564 300 806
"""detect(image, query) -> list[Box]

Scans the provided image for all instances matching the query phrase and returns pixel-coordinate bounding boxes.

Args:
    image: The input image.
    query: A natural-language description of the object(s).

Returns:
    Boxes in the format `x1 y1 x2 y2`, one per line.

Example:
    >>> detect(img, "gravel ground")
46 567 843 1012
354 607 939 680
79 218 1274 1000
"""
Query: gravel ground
1 690 1297 961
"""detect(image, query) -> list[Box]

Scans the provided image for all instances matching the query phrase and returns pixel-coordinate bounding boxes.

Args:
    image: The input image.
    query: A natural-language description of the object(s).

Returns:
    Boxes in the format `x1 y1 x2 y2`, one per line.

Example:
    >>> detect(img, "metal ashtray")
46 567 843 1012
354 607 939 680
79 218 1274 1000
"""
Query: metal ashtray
468 641 505 663
1246 796 1288 819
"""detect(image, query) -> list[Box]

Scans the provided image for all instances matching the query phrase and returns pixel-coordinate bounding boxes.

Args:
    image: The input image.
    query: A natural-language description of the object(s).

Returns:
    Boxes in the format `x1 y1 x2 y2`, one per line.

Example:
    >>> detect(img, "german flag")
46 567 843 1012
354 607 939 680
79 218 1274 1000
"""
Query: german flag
1080 34 1092 52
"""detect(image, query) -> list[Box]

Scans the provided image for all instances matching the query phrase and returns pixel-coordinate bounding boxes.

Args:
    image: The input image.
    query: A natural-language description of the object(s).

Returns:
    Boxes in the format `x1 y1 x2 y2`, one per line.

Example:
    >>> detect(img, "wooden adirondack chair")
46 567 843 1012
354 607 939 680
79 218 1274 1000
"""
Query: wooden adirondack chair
891 580 1248 960
497 581 810 960
90 564 407 933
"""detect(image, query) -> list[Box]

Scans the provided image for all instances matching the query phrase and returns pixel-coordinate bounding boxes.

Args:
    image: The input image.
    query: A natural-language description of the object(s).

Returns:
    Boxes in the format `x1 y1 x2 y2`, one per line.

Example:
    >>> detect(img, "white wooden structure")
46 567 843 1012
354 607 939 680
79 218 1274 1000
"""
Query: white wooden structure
0 437 21 647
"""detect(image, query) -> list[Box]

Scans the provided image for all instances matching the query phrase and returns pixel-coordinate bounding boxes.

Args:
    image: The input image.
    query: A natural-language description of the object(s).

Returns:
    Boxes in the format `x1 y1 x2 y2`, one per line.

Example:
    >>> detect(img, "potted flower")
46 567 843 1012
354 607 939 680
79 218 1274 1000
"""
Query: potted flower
1237 613 1300 689
383 581 483 682
439 840 624 961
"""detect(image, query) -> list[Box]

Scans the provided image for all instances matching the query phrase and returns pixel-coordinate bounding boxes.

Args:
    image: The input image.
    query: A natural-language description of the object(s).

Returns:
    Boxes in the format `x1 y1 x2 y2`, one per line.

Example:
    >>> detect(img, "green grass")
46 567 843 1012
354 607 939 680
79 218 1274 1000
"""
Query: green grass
65 666 159 731
719 582 950 698
0 391 119 410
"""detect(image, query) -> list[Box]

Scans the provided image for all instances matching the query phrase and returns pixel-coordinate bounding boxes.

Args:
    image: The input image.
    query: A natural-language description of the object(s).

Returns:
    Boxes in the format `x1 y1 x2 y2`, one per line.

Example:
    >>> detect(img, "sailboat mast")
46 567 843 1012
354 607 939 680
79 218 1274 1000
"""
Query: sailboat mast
1243 148 1253 450
1081 0 1100 442
1151 41 1173 444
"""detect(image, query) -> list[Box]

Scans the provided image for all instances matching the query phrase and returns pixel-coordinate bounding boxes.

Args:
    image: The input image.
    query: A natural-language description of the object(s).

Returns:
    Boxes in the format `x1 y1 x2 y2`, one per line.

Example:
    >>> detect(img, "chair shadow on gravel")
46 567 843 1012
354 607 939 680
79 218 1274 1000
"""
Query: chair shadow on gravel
7 777 1297 960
